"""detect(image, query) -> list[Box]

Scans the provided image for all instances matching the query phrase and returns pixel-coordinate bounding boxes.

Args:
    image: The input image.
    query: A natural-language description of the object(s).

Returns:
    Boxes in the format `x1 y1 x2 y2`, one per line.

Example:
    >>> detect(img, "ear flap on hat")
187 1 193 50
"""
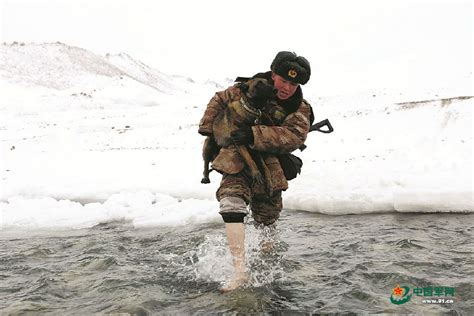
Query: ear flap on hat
295 56 311 78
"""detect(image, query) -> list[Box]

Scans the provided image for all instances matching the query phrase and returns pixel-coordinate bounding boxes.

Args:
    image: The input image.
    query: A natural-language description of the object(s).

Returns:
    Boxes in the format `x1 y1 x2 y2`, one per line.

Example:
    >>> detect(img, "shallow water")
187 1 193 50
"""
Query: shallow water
1 212 473 314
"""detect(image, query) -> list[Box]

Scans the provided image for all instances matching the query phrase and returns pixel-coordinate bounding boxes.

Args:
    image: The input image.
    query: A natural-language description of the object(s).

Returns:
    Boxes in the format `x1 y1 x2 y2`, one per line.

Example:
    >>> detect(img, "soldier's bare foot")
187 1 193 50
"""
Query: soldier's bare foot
220 272 249 293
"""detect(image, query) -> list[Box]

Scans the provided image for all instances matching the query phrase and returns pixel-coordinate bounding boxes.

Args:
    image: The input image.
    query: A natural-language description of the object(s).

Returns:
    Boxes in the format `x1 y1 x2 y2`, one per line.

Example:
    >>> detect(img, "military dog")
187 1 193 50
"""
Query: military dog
201 78 277 185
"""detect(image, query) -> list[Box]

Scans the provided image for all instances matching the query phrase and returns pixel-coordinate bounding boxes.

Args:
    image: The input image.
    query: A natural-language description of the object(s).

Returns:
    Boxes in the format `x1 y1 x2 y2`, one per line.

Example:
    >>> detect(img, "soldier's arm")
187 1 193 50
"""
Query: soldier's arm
250 102 311 154
198 87 236 136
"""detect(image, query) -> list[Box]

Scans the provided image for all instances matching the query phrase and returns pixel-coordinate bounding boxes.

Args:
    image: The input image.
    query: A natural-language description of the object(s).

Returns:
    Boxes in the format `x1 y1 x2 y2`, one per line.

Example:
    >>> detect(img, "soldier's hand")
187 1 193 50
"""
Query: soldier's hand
231 126 254 145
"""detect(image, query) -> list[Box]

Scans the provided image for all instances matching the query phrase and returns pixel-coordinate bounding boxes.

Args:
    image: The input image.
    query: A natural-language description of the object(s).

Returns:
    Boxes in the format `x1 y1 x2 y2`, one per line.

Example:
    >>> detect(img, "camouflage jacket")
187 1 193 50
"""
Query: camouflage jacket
198 72 313 192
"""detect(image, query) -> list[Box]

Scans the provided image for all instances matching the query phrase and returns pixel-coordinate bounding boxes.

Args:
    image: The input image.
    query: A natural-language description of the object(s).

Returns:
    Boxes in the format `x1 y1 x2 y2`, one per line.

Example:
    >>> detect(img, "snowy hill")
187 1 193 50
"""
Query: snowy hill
0 42 226 112
1 42 126 89
104 52 180 93
0 42 472 230
0 42 189 92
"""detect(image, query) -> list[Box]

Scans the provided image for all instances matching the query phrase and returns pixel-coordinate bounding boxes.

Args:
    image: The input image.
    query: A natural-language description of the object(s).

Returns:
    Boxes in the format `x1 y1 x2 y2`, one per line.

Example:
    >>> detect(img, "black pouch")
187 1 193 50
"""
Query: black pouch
278 153 303 180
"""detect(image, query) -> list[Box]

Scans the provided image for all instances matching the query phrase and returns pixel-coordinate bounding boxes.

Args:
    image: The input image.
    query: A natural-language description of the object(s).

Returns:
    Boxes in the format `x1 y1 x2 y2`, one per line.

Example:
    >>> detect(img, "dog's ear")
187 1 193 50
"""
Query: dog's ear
253 80 277 99
239 83 249 94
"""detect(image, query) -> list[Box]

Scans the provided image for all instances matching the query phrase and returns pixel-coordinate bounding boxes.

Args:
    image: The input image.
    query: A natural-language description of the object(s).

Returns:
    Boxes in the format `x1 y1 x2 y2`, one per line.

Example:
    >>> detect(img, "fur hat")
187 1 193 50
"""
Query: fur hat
270 51 311 85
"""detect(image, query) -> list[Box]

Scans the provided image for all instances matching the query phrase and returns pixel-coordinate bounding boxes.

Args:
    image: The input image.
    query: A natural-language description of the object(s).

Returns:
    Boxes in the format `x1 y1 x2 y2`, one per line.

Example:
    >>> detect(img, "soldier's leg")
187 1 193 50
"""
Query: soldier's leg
250 190 283 253
216 173 251 292
216 172 251 223
250 190 283 226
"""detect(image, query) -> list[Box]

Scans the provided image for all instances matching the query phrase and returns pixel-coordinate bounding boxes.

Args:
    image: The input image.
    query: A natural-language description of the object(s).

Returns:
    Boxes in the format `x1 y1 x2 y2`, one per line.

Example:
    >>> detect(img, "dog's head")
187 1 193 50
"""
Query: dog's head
240 78 277 109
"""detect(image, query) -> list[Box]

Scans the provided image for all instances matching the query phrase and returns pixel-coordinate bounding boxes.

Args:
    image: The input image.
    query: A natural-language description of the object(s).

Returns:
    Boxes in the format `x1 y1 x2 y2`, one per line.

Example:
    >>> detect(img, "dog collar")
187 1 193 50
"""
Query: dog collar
240 97 262 119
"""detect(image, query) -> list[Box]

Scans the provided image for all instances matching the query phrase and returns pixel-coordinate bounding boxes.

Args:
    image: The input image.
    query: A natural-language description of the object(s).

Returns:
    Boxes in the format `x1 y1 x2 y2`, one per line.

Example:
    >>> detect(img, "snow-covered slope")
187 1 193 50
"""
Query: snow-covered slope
0 42 224 112
0 42 472 230
1 42 125 90
104 52 179 93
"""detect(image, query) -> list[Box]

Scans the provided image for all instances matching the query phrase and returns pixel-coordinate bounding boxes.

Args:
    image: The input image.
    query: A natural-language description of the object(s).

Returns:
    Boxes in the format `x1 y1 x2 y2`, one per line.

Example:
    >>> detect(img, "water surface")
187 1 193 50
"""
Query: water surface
1 212 472 314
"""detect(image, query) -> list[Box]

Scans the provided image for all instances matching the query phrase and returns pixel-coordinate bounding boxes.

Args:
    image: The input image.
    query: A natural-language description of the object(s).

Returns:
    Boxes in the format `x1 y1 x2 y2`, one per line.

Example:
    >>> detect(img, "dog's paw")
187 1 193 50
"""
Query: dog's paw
201 177 211 184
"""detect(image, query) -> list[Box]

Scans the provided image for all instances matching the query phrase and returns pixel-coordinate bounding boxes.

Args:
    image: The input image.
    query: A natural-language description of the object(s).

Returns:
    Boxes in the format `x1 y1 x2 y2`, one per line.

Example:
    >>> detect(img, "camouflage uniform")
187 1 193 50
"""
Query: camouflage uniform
198 72 312 225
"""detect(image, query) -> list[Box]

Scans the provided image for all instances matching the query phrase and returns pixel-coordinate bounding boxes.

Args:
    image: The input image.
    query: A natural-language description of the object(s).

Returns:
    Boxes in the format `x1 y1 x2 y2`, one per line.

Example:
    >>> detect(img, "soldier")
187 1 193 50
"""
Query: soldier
198 51 313 292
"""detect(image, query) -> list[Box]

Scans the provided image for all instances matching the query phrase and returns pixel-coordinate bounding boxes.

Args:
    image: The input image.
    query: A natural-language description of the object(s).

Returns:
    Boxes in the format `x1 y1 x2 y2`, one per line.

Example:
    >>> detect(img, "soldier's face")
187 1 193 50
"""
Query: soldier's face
271 73 299 100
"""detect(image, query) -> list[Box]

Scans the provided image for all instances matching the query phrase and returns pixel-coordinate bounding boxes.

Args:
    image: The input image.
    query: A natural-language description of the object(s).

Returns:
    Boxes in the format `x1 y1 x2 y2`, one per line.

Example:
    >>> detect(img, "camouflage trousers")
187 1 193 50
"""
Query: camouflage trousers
216 171 282 226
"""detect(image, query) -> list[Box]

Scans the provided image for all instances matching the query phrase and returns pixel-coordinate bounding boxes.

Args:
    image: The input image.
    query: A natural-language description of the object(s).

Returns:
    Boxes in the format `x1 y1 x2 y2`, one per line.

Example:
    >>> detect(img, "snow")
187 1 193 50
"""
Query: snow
0 42 472 230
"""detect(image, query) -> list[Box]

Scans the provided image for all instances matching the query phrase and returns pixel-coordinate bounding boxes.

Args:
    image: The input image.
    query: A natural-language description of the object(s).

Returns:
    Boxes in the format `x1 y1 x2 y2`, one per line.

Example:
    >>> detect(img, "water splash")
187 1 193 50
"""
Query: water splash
188 224 288 288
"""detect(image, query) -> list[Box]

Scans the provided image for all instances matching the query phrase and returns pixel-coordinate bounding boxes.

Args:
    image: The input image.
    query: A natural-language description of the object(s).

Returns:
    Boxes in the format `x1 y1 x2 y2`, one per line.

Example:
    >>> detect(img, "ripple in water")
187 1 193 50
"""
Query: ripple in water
0 212 473 314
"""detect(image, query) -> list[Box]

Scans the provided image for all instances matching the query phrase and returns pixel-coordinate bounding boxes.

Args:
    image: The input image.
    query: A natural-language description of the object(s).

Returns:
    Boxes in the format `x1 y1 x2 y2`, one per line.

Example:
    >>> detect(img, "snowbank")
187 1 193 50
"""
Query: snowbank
0 43 472 230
